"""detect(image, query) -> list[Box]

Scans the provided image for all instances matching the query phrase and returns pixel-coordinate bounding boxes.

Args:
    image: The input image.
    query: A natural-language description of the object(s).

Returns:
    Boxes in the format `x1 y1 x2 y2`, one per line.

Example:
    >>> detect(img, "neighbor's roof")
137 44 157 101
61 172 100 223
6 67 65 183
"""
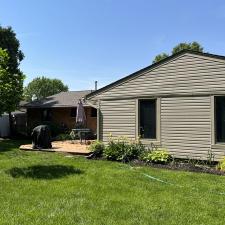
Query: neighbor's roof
86 50 225 99
24 90 92 108
19 100 28 109
2 110 26 116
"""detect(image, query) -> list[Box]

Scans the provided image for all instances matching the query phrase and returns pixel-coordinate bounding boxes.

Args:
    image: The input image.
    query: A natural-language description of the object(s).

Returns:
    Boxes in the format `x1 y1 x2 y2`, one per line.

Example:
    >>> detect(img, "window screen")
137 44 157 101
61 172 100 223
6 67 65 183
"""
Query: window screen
215 96 225 142
139 99 156 139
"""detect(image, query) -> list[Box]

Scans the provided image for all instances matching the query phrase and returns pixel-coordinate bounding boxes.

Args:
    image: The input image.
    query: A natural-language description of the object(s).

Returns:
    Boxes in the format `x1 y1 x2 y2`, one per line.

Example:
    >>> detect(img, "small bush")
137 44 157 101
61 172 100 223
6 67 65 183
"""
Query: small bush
217 157 225 171
70 130 79 140
43 122 62 137
104 138 126 161
55 133 72 141
143 149 172 164
104 137 145 162
89 141 105 157
122 141 146 162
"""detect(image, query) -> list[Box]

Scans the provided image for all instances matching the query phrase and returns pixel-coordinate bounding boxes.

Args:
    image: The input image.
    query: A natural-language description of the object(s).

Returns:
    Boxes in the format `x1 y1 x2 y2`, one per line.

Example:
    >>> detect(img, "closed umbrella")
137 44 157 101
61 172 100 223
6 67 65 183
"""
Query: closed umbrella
76 99 86 125
75 99 87 143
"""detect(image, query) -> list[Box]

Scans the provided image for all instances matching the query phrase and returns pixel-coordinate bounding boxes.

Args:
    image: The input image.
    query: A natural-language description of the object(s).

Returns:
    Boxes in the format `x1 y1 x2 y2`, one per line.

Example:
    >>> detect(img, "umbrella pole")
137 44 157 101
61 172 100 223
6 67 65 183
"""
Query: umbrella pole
80 131 82 144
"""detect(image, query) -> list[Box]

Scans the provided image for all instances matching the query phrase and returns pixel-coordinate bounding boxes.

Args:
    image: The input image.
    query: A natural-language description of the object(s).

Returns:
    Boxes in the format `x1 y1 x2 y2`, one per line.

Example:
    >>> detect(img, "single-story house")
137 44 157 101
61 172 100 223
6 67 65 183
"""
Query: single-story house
86 50 225 161
24 90 97 135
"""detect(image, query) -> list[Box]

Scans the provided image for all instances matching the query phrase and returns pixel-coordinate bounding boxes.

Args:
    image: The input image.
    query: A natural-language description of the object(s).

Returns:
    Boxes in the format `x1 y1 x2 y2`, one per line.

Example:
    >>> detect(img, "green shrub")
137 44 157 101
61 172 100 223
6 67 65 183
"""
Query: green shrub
104 137 145 162
55 133 72 141
42 122 62 137
104 138 126 161
70 130 80 140
122 141 146 162
89 141 105 157
217 157 225 171
143 149 172 164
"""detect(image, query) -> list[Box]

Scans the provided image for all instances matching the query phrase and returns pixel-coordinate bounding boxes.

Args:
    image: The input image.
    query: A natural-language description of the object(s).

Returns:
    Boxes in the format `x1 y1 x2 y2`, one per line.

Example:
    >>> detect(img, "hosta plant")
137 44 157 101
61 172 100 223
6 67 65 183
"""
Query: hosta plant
143 149 172 164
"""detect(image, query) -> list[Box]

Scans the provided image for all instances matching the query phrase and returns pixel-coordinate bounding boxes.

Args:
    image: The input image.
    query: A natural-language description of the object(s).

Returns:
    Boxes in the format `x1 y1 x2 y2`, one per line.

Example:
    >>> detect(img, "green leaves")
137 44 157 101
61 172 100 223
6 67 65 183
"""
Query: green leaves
24 76 69 101
89 140 105 156
0 26 24 71
152 53 169 64
0 48 24 115
152 41 204 64
217 157 225 171
143 150 172 164
0 48 9 66
172 41 203 54
0 25 25 116
104 137 145 162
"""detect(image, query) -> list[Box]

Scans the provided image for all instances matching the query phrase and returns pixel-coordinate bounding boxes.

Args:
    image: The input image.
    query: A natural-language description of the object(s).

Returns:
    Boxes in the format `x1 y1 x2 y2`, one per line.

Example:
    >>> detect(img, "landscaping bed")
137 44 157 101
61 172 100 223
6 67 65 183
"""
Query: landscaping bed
130 159 225 176
88 138 225 176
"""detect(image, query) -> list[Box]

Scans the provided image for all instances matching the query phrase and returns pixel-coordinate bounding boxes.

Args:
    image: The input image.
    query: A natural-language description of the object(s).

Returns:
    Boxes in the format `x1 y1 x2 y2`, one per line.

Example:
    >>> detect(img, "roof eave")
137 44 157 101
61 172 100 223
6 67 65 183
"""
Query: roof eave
25 105 89 108
85 50 225 99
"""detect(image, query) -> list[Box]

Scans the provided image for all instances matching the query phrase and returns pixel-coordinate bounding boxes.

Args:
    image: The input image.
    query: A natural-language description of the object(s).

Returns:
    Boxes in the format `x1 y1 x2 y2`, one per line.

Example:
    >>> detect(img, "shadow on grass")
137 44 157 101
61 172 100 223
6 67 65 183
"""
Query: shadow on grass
6 165 83 179
0 139 29 153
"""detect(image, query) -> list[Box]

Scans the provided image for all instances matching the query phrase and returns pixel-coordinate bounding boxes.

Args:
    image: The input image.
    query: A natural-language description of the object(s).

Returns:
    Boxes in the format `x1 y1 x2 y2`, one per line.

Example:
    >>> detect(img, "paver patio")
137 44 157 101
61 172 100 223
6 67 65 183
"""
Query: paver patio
20 140 91 155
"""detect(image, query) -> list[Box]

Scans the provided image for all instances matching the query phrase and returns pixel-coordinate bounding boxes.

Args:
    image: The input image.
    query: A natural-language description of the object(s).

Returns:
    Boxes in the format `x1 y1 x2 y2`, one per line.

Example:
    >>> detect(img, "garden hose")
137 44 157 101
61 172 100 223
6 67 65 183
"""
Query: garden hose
143 173 225 196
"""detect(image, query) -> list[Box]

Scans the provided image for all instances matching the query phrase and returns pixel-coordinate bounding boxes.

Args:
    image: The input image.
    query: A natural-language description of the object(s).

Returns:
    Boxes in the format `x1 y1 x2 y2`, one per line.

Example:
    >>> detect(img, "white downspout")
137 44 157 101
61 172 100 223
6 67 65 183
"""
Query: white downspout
97 100 100 141
85 99 100 141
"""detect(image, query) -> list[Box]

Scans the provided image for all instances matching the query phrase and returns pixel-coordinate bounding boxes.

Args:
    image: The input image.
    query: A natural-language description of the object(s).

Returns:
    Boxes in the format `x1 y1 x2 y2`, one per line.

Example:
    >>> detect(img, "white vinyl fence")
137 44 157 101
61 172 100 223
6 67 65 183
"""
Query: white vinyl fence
0 114 10 137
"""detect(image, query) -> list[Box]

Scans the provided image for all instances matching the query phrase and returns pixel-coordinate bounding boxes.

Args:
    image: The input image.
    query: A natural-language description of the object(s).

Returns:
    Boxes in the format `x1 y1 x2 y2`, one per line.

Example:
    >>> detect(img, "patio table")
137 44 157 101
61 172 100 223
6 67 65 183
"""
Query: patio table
71 128 91 143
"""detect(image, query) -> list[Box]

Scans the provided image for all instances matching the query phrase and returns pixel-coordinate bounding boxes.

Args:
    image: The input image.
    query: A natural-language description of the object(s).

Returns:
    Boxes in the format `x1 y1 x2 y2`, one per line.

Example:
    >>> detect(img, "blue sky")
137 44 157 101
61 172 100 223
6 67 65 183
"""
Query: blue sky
1 0 225 90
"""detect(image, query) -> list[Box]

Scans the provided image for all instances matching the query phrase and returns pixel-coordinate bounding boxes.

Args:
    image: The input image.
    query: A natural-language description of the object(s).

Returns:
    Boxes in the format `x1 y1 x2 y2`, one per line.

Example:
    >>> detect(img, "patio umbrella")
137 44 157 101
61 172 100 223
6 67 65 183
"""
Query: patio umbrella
76 99 86 126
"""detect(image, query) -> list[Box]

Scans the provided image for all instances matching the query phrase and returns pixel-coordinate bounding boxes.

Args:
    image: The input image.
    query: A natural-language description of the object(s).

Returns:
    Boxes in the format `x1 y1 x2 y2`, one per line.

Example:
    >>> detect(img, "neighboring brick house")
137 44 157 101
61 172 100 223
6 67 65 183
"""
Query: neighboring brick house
23 90 97 135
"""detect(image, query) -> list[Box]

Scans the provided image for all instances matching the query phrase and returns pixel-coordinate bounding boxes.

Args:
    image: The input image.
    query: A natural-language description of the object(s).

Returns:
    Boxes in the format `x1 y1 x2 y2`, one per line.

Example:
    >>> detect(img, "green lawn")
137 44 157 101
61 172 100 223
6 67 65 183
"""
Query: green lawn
1 140 225 225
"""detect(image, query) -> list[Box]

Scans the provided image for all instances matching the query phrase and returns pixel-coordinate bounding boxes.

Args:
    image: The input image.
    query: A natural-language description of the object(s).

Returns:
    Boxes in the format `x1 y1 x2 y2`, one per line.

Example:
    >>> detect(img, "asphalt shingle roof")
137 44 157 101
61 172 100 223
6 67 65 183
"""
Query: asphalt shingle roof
24 90 92 108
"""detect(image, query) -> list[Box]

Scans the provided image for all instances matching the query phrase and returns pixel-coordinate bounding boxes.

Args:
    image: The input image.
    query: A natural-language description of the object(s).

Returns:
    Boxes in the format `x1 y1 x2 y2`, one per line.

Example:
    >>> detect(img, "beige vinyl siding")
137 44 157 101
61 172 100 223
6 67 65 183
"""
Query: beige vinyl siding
93 54 225 100
100 99 136 142
89 52 225 160
161 96 212 159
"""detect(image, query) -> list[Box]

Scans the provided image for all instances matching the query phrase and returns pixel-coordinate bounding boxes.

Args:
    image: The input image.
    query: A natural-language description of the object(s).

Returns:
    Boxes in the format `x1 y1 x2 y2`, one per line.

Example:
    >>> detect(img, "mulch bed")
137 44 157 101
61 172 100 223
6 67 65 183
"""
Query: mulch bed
86 155 225 176
130 160 225 176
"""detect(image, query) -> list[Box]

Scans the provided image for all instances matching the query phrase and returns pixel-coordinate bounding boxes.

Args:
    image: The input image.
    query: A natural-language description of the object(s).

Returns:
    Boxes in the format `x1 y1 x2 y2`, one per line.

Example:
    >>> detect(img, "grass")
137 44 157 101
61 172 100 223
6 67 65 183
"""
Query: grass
1 140 225 224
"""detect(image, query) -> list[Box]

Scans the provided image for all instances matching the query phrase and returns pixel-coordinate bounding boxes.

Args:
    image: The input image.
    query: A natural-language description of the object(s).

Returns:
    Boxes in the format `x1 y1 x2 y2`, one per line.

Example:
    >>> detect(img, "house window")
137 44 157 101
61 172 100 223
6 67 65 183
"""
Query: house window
70 108 77 118
91 108 97 117
139 99 156 139
42 109 52 121
215 96 225 143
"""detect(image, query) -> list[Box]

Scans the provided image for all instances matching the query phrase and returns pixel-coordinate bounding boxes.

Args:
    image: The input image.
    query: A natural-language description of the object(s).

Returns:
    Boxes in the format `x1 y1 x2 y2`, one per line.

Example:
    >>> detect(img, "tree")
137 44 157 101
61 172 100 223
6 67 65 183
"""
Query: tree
0 49 9 115
0 26 24 73
0 48 25 115
0 26 25 118
152 41 204 63
172 41 203 54
24 76 69 101
152 53 169 64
